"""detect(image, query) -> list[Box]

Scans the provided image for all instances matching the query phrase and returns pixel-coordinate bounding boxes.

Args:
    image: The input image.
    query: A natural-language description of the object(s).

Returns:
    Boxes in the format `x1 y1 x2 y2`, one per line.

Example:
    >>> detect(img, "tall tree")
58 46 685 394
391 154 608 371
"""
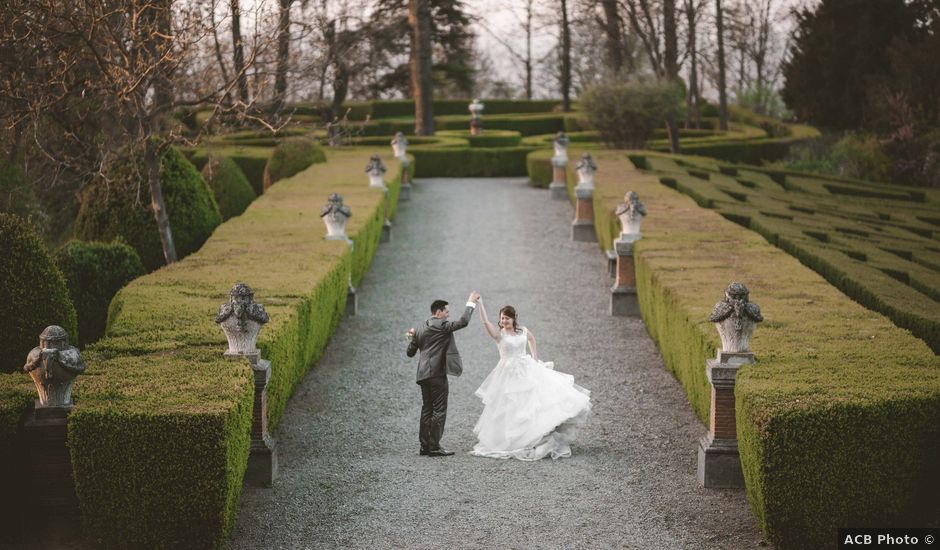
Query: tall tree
273 0 294 115
716 0 729 130
409 0 434 134
231 0 250 104
560 0 572 111
599 0 625 74
684 0 702 128
479 0 535 98
663 0 680 152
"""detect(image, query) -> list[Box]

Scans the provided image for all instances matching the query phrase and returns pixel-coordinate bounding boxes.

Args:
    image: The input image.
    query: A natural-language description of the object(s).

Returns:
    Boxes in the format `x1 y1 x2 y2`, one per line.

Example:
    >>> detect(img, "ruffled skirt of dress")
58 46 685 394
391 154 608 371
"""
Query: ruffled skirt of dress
470 355 591 461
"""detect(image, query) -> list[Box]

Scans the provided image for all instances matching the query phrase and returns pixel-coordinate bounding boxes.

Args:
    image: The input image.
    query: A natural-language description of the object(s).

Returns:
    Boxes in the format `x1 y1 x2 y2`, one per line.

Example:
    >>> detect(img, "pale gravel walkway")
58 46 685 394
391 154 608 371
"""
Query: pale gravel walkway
226 177 767 550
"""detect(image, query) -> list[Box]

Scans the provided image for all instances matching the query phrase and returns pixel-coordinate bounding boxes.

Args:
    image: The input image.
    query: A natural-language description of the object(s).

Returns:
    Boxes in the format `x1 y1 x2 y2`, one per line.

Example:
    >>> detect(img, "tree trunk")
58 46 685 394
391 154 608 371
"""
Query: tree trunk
601 0 624 74
716 0 728 131
145 137 177 265
331 60 349 120
663 0 681 153
685 0 699 128
409 0 434 135
525 0 533 99
273 0 292 115
560 0 572 111
231 0 250 104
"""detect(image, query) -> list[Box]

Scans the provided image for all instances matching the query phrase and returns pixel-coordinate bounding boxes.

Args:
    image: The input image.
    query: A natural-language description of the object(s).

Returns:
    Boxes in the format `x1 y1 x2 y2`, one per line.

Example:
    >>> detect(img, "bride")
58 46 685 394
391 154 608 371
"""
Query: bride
470 298 592 461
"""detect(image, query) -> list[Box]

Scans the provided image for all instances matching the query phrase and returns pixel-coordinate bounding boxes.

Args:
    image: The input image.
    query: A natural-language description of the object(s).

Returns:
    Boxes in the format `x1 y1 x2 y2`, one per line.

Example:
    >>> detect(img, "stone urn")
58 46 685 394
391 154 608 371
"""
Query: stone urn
23 326 85 409
366 154 387 190
469 98 485 135
216 283 270 356
615 191 647 242
391 132 408 160
708 282 763 357
320 192 352 240
553 131 570 163
575 152 597 190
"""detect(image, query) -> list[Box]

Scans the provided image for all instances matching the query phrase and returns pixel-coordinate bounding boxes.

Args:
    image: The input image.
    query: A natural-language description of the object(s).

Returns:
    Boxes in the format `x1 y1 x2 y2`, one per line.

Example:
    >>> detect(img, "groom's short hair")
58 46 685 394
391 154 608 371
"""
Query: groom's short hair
430 300 448 314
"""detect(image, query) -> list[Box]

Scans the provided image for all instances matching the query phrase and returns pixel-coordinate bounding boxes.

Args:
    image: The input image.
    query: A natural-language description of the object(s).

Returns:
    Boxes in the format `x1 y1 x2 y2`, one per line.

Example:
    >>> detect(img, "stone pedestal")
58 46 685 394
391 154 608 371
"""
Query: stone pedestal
400 160 412 201
697 353 752 488
550 156 567 200
24 406 79 512
606 249 616 278
241 356 278 487
381 219 392 243
571 187 596 242
346 282 358 316
610 237 639 316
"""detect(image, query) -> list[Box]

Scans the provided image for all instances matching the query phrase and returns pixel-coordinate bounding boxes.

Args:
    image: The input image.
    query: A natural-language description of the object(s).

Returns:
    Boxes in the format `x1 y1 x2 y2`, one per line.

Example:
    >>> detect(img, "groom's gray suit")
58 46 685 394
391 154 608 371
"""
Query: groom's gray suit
406 303 474 453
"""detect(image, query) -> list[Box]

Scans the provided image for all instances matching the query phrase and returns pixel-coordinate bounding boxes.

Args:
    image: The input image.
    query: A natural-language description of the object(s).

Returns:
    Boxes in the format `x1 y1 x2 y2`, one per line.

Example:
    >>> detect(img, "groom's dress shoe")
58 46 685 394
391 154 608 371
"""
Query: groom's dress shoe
427 448 455 457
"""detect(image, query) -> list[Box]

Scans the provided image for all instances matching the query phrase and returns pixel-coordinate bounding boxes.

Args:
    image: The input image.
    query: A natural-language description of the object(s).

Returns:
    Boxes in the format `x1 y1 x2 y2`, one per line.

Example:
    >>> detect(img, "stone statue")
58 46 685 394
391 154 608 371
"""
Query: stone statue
216 283 270 356
391 132 408 160
553 132 570 162
320 192 352 240
469 98 485 135
23 326 85 408
366 154 388 189
575 152 597 189
615 191 647 239
708 282 763 354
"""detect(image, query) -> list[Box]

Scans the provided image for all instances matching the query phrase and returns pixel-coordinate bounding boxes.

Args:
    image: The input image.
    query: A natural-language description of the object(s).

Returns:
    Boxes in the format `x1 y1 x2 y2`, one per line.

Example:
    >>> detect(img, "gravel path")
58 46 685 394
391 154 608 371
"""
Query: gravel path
226 177 767 550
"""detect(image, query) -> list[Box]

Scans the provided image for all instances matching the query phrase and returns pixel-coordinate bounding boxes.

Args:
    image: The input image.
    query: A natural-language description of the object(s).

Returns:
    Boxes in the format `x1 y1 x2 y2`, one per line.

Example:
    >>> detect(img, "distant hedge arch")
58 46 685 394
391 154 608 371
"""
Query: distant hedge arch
262 137 326 191
200 156 256 220
54 240 145 347
74 146 223 272
0 213 77 373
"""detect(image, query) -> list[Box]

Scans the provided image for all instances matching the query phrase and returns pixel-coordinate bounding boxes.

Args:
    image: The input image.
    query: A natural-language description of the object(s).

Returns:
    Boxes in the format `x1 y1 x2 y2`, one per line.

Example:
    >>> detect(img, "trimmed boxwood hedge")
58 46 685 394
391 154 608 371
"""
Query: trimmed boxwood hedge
190 146 273 196
0 213 78 373
75 146 223 272
54 240 146 347
201 156 257 220
370 99 563 118
543 150 940 549
410 144 538 178
262 137 327 191
0 149 407 549
436 129 522 148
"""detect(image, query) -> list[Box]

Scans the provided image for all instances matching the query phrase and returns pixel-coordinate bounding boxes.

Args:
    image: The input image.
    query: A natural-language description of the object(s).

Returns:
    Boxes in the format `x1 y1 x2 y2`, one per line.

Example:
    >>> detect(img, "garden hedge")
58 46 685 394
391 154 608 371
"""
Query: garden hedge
0 213 78 373
190 146 273 196
541 149 940 549
262 137 327 191
370 99 563 118
436 129 522 148
54 240 146 347
201 156 257 220
410 144 538 178
74 146 223 272
0 149 407 549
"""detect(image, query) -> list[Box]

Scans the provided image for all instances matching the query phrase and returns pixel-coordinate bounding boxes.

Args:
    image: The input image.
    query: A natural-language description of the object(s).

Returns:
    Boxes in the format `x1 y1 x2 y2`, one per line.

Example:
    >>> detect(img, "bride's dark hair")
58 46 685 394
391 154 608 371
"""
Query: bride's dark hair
499 305 520 333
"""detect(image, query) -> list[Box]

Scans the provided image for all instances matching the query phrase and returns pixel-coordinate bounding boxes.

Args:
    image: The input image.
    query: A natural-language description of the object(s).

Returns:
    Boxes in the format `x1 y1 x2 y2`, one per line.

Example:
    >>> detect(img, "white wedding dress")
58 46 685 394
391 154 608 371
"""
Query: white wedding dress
470 327 592 460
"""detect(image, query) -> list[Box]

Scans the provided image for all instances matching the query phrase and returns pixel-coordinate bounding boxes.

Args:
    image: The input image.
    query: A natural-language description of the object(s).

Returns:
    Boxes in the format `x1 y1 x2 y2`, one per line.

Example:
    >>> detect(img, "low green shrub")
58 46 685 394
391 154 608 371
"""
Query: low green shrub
580 79 685 148
0 213 78 373
831 132 893 182
370 99 562 118
410 145 537 177
201 156 257 220
74 146 223 272
54 240 145 347
0 161 42 230
190 146 272 196
262 137 327 191
526 149 554 188
550 150 940 549
436 129 522 148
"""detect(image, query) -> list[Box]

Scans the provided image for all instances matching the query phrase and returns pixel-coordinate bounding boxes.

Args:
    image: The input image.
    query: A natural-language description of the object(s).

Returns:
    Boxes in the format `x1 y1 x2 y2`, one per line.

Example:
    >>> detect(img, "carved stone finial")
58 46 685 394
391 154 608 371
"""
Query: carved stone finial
366 155 388 189
553 132 569 162
708 282 763 357
615 191 647 240
575 152 597 189
216 283 269 356
469 98 485 135
320 192 352 240
391 132 408 159
23 326 85 409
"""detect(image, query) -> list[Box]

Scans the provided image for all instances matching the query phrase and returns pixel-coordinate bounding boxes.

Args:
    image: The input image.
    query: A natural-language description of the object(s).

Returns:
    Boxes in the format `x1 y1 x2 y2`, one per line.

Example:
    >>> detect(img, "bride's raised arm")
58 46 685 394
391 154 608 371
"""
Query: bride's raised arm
478 298 501 341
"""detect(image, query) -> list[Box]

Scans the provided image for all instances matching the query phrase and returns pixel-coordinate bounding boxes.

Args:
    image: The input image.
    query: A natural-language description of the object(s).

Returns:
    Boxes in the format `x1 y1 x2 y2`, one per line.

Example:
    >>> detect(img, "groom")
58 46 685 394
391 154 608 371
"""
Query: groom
406 292 480 457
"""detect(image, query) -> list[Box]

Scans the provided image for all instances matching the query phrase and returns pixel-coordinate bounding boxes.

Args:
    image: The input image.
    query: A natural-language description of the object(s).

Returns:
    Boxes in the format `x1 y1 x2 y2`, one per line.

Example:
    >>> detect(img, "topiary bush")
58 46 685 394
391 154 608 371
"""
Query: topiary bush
262 137 327 191
581 79 685 148
54 240 145 347
200 156 256 220
0 213 78 373
74 146 223 272
0 160 43 233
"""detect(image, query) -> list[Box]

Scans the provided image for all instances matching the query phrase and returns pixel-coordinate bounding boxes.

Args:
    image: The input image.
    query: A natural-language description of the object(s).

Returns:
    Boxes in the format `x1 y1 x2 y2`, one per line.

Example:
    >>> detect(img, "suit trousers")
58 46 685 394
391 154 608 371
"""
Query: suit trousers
418 376 448 451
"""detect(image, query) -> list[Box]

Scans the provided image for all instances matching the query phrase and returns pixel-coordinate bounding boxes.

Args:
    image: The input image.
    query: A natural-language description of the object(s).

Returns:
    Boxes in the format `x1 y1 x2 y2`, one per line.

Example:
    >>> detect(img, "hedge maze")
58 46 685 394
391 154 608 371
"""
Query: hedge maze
629 152 940 353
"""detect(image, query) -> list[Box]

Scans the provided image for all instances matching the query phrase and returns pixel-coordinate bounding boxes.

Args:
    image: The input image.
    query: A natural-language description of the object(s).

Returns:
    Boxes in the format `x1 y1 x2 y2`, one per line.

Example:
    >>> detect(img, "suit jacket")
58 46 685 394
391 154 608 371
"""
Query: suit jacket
406 305 473 383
